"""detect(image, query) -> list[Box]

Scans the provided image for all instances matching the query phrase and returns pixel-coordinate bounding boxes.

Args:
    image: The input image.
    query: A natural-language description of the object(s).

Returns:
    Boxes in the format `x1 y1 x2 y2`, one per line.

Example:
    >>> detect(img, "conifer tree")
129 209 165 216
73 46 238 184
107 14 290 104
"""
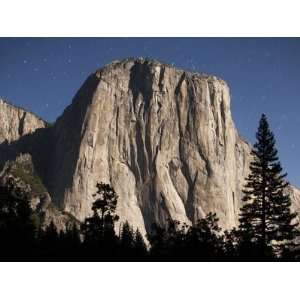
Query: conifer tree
120 221 135 252
239 114 299 258
133 228 148 258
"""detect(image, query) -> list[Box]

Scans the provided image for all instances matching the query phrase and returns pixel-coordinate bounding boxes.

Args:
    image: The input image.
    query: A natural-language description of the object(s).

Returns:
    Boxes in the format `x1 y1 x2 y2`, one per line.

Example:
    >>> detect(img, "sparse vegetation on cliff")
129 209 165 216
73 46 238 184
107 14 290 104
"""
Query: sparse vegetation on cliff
9 162 47 197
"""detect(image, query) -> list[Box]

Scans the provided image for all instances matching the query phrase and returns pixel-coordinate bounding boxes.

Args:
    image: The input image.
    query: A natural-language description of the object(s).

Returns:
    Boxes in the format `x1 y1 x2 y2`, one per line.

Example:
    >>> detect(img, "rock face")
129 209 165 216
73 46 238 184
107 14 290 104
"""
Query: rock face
46 58 253 235
0 98 46 143
0 59 299 236
287 186 300 224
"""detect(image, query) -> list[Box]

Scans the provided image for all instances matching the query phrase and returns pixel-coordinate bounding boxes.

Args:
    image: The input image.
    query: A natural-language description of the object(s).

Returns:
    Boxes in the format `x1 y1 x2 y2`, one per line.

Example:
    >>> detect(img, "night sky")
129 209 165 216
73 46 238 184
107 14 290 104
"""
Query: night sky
0 38 299 186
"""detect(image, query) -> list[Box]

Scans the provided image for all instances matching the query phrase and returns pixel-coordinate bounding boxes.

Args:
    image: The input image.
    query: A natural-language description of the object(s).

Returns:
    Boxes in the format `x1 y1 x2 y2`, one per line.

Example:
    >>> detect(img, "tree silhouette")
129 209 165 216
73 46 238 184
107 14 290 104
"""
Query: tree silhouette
148 213 225 261
133 228 148 258
222 228 239 260
185 213 224 261
148 219 186 260
81 182 119 259
120 221 135 256
0 184 37 260
58 224 82 260
239 114 299 260
38 221 60 260
119 222 148 260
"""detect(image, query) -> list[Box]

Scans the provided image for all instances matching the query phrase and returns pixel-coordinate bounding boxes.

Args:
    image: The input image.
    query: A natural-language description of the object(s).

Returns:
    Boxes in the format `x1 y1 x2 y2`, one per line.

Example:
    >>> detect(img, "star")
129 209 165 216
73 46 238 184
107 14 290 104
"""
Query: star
277 124 282 131
261 95 267 102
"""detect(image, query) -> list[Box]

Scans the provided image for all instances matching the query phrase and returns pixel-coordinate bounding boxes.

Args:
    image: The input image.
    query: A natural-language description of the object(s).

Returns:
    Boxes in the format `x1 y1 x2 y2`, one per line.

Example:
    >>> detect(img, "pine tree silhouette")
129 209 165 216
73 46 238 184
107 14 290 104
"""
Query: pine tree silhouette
133 228 148 258
81 182 119 260
120 221 135 256
239 114 299 260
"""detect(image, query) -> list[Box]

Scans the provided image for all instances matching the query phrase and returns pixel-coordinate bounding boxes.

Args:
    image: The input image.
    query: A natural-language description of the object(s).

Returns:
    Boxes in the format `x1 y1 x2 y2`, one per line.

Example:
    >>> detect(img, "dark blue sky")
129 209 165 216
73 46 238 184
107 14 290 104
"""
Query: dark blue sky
0 38 299 186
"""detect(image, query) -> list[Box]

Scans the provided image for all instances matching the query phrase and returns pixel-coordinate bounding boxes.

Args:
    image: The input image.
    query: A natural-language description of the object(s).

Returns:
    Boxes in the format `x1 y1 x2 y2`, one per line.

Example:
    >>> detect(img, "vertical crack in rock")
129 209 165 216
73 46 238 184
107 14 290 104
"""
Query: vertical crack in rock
18 111 27 137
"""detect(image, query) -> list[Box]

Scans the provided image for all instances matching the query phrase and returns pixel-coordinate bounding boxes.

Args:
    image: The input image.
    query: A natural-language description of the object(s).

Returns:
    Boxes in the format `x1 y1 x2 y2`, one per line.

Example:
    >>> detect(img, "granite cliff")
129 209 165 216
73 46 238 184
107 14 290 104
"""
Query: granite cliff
0 98 46 143
0 99 78 231
0 58 299 236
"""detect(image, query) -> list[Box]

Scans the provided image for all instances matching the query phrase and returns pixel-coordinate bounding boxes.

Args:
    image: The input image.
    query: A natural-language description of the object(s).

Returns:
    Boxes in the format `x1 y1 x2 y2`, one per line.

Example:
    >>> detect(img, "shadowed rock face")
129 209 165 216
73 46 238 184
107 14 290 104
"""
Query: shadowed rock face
0 59 299 236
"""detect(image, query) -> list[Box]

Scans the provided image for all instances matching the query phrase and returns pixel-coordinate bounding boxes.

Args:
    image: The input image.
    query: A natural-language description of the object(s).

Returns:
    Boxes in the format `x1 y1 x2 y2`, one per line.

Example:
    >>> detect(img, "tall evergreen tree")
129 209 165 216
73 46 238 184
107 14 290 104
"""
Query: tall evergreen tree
239 114 299 258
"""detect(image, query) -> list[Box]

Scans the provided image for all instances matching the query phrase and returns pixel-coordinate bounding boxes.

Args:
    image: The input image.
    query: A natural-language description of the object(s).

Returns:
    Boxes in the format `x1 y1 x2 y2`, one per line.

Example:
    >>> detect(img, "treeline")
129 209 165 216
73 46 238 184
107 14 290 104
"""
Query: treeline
0 182 148 261
0 114 299 261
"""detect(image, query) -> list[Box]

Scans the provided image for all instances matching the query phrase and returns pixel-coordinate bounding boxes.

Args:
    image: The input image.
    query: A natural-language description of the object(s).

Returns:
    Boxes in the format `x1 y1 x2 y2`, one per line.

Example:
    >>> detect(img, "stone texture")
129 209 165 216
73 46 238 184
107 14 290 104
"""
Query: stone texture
286 186 300 225
0 98 46 143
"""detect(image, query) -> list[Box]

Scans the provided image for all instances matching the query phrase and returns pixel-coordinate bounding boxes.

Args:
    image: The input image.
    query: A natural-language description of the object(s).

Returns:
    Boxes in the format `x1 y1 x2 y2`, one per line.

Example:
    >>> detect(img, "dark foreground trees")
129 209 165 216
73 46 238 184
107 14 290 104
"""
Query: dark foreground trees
238 114 299 260
80 183 148 260
0 177 299 261
0 181 149 261
0 180 241 261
